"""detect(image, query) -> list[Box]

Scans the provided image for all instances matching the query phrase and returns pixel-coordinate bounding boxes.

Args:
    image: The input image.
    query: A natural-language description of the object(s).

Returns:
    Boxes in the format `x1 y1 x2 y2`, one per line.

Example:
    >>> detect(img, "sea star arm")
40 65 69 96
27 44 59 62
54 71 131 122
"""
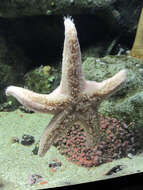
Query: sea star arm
84 69 126 97
78 108 102 148
5 86 69 114
60 17 85 97
38 110 77 157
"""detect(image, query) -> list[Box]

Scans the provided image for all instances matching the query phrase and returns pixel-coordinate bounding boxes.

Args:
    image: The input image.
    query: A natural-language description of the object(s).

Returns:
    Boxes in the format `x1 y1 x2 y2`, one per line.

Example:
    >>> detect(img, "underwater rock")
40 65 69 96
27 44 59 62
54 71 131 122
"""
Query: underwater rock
10 137 20 144
0 0 141 36
21 134 35 146
105 165 123 175
82 55 143 152
28 174 43 186
32 142 40 155
24 65 61 94
0 0 122 17
83 55 143 125
48 161 62 168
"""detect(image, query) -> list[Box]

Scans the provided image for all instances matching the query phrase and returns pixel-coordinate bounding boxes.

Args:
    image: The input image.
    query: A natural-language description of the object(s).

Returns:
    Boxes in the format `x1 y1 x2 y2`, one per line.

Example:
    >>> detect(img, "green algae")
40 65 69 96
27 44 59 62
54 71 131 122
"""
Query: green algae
24 65 61 94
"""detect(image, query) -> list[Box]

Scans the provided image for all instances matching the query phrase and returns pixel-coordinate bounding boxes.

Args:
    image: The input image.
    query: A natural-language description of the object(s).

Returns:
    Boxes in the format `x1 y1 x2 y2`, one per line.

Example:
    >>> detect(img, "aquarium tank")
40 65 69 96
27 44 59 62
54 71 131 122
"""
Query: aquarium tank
0 0 143 189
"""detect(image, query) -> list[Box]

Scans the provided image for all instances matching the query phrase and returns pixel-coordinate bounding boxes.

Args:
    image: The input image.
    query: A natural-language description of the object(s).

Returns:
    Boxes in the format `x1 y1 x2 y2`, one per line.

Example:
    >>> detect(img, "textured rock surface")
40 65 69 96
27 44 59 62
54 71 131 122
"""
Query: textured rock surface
24 65 61 94
0 0 119 17
0 0 142 34
83 55 143 129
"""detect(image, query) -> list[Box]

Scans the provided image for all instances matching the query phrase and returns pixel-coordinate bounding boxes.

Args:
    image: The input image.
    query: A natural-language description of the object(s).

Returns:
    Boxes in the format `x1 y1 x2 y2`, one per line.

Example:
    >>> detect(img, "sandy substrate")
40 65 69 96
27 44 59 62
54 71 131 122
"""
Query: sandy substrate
0 110 143 190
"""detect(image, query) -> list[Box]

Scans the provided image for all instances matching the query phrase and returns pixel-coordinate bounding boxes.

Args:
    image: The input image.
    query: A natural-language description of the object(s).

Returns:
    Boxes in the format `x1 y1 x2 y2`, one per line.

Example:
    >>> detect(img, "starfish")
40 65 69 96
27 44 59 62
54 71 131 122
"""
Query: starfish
6 17 126 157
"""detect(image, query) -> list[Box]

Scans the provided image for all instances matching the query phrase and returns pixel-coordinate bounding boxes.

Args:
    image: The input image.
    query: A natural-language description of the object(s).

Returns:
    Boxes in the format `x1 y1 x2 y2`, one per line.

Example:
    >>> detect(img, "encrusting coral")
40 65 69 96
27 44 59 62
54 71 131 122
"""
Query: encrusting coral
5 17 126 159
130 7 143 60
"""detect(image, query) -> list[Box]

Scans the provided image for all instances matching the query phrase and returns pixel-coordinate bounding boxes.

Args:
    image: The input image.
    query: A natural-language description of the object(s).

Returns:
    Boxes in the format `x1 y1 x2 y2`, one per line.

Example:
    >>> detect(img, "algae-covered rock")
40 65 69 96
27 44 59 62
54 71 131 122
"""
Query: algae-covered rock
82 55 143 127
0 0 117 17
24 65 61 94
0 0 142 36
0 36 31 107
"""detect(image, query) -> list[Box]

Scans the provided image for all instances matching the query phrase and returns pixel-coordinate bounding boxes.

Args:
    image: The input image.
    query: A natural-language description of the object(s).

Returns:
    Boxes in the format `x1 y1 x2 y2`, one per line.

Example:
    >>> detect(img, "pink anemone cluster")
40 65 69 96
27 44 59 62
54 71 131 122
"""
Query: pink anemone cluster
54 116 136 167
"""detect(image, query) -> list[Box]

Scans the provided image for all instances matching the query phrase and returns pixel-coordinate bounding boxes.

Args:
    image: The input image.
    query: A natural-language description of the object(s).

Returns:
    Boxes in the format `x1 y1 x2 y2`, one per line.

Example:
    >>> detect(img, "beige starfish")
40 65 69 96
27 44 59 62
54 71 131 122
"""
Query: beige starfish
6 17 126 157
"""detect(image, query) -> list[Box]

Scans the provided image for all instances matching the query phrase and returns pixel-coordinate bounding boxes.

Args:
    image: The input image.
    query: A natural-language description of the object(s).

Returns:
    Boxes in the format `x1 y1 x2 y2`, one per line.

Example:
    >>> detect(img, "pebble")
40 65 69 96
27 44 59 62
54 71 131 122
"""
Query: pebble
32 142 39 155
127 153 133 159
21 134 35 146
49 161 62 168
28 174 42 185
10 137 20 144
105 165 123 175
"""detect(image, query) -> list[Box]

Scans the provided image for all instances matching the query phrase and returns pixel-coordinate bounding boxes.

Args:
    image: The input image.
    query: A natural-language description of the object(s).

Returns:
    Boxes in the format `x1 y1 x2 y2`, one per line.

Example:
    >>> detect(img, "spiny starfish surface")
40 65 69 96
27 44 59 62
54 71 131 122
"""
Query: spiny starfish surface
6 17 126 157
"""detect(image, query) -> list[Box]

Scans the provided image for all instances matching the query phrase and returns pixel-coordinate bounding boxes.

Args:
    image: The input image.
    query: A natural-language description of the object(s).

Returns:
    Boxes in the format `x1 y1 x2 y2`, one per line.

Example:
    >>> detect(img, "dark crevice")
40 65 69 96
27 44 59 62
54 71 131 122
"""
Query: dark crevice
0 15 132 70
